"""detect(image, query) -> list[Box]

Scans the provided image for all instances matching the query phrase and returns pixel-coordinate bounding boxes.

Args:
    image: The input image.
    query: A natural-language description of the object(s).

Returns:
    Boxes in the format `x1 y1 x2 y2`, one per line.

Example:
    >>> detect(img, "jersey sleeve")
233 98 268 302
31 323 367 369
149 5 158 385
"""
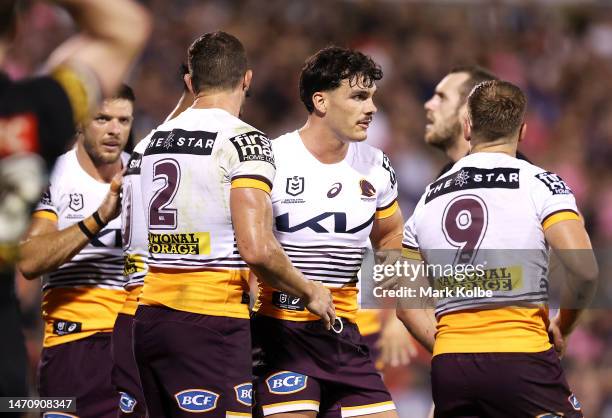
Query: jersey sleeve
33 178 59 222
402 213 422 260
531 170 580 230
222 130 276 194
375 153 399 219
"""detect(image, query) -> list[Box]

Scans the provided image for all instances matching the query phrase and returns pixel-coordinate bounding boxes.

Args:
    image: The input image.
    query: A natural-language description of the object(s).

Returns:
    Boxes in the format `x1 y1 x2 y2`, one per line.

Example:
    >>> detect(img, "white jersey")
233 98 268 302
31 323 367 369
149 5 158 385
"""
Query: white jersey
403 152 580 354
256 131 399 321
36 149 128 291
138 108 275 318
34 148 129 347
122 137 149 289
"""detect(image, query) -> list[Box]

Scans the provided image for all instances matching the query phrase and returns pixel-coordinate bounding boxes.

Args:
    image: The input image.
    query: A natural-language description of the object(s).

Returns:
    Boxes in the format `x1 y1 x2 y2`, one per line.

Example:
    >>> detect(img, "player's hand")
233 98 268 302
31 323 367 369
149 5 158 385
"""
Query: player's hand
377 316 418 367
305 281 336 330
548 315 566 358
97 173 123 224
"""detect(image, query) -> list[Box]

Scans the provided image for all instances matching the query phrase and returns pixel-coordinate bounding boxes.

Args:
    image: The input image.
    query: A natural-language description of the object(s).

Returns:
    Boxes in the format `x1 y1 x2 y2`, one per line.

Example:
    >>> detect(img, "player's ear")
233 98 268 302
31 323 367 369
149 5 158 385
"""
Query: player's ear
463 117 471 142
312 91 326 115
184 73 195 95
518 122 527 143
243 69 252 92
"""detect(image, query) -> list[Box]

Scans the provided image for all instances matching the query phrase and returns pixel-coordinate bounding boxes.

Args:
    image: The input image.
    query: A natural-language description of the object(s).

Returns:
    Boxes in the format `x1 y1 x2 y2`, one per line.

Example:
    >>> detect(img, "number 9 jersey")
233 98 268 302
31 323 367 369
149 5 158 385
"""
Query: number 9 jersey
403 152 581 355
138 108 275 319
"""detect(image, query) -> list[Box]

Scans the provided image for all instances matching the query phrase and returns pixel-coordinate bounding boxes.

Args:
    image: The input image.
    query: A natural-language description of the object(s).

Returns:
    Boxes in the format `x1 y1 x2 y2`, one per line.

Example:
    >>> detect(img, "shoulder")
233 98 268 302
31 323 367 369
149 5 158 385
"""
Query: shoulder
353 141 385 167
133 133 154 154
220 113 266 140
49 149 76 180
270 131 297 152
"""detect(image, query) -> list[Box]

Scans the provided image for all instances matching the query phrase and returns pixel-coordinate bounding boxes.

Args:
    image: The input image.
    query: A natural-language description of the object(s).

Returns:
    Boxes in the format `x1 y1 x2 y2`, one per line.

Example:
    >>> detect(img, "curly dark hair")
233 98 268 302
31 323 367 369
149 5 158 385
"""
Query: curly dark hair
299 46 383 113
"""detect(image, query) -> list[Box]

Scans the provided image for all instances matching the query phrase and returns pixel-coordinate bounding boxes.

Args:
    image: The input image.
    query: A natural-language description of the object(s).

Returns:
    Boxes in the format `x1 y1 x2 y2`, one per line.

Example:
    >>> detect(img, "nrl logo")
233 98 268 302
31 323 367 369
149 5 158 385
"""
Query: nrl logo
69 193 84 211
286 176 305 196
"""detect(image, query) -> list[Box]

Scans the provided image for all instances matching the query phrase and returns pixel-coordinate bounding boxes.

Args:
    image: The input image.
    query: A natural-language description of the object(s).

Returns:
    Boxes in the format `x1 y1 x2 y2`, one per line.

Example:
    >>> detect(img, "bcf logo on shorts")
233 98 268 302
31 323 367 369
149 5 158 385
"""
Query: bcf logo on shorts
234 382 253 406
266 371 308 394
119 392 137 414
175 389 219 412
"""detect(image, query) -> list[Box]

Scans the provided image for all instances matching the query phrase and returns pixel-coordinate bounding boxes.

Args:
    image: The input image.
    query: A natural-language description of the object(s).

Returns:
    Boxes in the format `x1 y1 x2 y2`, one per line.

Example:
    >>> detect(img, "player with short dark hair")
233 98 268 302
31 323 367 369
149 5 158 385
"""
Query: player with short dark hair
252 46 403 418
18 86 136 417
133 31 335 418
2 0 149 407
401 80 597 418
423 65 498 165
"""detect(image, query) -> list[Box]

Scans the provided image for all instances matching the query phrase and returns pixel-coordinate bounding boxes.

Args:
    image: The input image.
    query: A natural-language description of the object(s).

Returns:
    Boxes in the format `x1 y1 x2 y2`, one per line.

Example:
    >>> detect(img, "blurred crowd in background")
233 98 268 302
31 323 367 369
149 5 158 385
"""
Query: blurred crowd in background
5 1 612 417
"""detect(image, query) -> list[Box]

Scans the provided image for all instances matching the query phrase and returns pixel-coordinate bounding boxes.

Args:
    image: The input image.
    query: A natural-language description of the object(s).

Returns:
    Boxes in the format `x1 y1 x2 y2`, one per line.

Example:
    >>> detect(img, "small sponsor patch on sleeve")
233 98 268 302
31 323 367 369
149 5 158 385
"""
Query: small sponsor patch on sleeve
125 152 143 176
535 172 572 195
39 186 52 206
228 131 275 166
382 153 397 187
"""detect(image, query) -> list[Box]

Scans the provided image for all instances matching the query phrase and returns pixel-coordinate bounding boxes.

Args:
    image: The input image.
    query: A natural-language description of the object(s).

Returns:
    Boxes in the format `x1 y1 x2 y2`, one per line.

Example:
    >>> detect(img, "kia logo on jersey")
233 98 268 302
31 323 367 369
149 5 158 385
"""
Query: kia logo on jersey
266 371 308 394
359 179 376 197
174 389 219 412
286 176 305 196
327 182 342 198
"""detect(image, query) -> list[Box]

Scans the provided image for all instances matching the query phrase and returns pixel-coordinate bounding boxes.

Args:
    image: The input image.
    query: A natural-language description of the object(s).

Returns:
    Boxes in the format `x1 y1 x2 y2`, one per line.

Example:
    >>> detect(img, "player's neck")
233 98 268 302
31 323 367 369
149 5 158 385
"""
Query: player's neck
76 143 122 183
191 91 241 117
298 119 350 164
470 140 516 157
446 135 470 163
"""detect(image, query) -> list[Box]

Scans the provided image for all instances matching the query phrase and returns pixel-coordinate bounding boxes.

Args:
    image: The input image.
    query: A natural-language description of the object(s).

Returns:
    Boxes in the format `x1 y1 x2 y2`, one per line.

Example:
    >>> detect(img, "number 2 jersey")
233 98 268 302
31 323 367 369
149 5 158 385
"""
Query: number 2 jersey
254 130 399 322
403 152 580 355
34 149 129 347
138 108 275 319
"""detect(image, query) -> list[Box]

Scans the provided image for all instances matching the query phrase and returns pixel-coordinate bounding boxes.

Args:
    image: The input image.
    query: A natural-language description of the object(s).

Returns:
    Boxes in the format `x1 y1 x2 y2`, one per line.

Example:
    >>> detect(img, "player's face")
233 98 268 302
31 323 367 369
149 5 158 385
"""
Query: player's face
82 99 133 165
323 77 377 143
424 72 470 148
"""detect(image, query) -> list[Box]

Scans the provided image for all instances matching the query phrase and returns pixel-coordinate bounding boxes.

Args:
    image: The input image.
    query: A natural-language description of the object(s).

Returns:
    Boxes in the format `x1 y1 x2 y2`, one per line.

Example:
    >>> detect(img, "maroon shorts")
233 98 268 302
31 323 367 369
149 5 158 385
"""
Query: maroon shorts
111 313 146 417
38 333 118 418
252 315 394 417
431 349 584 418
133 305 252 418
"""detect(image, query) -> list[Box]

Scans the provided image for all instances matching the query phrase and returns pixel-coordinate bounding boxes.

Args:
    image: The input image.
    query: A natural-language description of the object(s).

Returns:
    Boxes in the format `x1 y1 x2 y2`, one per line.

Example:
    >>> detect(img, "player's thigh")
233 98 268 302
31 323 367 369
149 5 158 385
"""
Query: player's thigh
111 313 146 417
265 412 317 418
431 354 482 418
254 370 321 417
39 334 118 418
478 349 584 418
134 306 251 418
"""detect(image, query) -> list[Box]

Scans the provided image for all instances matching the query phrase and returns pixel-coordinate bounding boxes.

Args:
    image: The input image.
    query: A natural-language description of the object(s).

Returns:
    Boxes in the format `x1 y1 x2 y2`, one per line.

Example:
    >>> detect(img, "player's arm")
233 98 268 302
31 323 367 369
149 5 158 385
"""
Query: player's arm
18 175 122 279
395 213 436 354
45 0 151 120
396 275 436 354
545 219 598 353
369 208 420 365
231 187 336 329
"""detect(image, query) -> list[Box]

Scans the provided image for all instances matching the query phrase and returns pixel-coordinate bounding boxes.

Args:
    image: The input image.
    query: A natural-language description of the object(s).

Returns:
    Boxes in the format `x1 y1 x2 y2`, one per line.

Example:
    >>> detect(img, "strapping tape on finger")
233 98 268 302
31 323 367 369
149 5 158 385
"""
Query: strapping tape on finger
331 317 343 334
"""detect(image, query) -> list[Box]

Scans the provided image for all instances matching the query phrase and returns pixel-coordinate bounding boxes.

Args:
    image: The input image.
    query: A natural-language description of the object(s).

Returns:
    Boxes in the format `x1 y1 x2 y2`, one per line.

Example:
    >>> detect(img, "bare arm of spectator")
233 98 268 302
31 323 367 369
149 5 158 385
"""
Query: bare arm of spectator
45 0 151 120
